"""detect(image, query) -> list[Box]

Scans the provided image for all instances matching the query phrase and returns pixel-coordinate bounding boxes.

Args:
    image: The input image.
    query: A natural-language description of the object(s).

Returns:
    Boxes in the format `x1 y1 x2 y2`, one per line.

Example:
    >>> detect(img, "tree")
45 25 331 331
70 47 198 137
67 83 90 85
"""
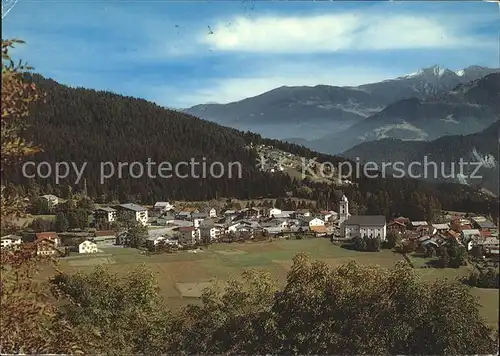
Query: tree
384 230 401 249
170 254 497 355
50 265 172 355
416 244 427 257
1 39 42 228
126 222 148 248
448 241 467 268
424 246 436 258
55 212 69 232
31 217 55 232
439 246 450 268
470 245 485 260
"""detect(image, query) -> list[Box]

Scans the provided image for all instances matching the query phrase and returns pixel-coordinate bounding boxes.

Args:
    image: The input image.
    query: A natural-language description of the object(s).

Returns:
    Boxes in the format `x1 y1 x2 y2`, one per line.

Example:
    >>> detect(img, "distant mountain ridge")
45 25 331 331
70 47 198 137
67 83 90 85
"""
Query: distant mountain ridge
308 72 500 154
342 120 500 195
184 65 500 141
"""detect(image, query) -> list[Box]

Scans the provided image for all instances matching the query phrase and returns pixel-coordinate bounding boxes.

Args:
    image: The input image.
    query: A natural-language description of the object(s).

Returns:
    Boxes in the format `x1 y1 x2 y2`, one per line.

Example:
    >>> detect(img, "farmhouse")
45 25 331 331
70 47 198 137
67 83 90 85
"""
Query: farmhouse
268 208 282 217
178 226 200 245
35 232 61 246
338 195 386 241
0 235 22 249
116 203 148 226
94 207 117 225
79 240 98 254
36 238 62 256
153 201 173 214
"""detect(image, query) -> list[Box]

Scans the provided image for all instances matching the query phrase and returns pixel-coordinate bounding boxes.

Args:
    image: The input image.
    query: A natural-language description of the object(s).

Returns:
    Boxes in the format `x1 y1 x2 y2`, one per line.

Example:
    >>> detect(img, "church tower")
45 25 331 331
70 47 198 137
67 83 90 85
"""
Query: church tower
338 194 350 237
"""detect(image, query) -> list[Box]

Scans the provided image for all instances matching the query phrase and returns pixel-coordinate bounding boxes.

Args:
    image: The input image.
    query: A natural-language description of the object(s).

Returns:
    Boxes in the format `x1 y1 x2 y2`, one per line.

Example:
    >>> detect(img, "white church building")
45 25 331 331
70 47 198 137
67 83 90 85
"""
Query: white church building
338 195 387 241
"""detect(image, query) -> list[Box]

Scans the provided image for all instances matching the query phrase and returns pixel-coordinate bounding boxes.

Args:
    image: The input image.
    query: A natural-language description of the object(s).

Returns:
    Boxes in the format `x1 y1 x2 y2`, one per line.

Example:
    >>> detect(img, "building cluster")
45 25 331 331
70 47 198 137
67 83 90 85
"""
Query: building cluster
101 201 340 248
2 195 497 258
388 213 499 256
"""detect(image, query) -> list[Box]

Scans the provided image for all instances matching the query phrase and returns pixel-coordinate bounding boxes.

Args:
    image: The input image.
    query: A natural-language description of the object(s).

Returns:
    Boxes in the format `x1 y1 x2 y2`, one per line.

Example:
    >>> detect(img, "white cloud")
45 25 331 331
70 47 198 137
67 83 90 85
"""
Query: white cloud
199 12 494 53
156 63 398 108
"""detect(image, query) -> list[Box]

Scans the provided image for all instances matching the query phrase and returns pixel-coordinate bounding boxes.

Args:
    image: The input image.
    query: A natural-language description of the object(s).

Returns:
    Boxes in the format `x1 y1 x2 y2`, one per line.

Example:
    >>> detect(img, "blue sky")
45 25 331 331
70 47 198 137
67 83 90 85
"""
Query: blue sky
3 0 499 108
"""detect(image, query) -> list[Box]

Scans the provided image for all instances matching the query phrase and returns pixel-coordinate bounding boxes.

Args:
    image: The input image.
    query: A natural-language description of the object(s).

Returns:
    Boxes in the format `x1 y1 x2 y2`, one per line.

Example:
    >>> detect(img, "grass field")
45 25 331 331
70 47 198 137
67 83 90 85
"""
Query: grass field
53 238 498 328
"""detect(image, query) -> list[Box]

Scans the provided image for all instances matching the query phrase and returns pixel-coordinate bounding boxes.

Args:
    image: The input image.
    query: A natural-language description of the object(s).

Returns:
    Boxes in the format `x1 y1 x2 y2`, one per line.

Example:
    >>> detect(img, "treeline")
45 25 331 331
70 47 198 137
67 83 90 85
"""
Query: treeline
2 74 497 221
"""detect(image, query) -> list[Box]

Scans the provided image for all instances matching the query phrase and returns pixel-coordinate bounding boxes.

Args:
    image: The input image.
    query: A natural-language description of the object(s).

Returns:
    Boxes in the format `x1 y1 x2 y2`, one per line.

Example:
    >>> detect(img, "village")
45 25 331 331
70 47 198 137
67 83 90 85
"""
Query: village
1 193 498 263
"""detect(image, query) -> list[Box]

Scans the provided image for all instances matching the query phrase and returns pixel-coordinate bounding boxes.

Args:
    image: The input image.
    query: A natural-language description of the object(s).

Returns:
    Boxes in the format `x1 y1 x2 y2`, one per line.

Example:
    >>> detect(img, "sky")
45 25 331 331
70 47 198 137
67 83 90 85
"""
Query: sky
3 0 499 108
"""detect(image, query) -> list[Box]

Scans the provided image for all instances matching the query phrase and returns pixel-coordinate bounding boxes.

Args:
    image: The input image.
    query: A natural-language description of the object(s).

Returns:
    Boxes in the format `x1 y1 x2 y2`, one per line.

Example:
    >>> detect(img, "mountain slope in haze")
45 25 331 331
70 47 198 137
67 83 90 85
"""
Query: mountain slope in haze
3 74 496 220
184 65 499 141
310 72 500 154
342 121 500 195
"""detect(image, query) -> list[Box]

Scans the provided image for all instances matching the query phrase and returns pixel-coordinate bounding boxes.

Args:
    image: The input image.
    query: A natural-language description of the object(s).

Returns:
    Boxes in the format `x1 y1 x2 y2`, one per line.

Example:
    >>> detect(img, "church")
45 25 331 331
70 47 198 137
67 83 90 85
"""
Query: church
338 195 387 241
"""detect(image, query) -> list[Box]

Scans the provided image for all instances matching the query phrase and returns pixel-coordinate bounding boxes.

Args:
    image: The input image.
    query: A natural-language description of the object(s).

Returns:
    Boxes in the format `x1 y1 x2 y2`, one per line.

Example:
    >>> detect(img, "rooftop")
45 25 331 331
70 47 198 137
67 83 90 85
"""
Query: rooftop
346 215 386 226
96 206 116 212
118 203 147 212
1 234 22 240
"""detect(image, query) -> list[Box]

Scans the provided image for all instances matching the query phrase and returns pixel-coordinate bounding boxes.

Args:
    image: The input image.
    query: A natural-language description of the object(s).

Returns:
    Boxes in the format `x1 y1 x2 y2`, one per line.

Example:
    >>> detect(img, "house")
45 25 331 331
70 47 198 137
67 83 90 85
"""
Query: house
411 221 428 229
240 207 261 219
263 226 284 235
461 229 481 243
93 230 116 245
94 207 117 225
0 235 22 249
36 238 61 256
200 220 224 242
39 194 61 208
178 226 200 245
387 219 407 234
79 240 98 254
35 232 61 247
295 209 311 217
308 217 325 228
319 211 338 222
177 211 192 220
274 211 293 219
473 219 497 232
338 195 386 240
192 212 208 220
207 208 217 218
153 201 173 214
146 235 167 248
268 208 282 218
432 223 450 233
116 203 148 226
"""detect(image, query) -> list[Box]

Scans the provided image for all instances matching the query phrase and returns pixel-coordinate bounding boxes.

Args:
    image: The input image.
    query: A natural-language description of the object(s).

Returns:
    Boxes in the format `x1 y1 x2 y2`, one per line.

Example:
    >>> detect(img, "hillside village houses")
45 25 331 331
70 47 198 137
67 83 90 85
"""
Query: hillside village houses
115 203 149 226
0 234 22 249
94 206 117 225
3 195 498 261
79 240 98 254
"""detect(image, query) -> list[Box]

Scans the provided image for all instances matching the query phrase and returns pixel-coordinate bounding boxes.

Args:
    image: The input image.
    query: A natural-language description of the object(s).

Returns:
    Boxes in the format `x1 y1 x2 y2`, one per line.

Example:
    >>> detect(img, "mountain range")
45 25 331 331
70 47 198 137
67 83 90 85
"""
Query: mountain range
309 72 500 154
342 120 500 196
184 65 500 144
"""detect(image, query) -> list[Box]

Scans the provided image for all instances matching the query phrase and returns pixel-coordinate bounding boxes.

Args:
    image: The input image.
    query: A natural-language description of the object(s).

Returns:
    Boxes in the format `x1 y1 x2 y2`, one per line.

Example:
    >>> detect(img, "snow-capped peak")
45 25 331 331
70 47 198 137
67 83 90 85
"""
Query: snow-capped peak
455 69 465 76
432 65 445 77
400 65 449 79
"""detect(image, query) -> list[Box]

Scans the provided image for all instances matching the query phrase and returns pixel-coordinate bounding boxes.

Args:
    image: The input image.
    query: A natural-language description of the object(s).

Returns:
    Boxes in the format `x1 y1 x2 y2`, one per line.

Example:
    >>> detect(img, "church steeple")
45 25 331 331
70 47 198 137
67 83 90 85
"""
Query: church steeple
338 194 349 237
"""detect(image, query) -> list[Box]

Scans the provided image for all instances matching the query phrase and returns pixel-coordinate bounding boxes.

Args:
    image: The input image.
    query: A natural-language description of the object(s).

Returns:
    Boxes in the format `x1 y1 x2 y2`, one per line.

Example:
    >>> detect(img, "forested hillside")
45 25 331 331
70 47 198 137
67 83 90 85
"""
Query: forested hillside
3 75 497 220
